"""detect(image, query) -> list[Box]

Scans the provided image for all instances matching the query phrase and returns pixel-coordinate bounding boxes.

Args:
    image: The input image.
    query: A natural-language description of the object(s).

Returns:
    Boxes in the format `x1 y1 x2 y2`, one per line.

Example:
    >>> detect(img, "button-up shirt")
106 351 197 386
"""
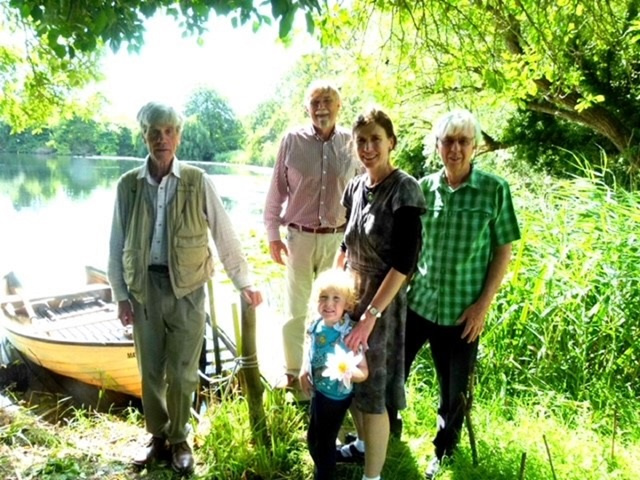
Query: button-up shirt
263 124 360 242
408 166 521 325
108 157 252 302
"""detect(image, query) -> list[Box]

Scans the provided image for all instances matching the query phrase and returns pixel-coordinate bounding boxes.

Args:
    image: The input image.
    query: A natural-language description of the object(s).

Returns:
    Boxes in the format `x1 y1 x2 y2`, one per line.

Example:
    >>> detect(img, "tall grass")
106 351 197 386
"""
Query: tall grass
196 387 309 479
475 168 639 422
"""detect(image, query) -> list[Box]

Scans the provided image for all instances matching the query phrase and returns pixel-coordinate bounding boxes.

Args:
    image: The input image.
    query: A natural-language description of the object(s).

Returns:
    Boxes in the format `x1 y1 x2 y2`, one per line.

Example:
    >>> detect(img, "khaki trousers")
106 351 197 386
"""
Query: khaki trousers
283 228 343 376
131 270 205 444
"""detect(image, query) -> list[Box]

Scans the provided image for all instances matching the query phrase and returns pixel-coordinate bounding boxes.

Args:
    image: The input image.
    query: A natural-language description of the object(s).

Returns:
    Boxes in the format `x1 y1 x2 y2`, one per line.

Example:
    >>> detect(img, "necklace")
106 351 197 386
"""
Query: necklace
368 168 396 188
364 182 376 203
365 168 395 203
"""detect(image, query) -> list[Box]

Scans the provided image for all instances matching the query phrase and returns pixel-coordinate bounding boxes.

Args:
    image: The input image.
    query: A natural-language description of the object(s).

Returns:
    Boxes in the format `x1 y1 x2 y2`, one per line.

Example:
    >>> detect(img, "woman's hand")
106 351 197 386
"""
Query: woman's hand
345 311 376 351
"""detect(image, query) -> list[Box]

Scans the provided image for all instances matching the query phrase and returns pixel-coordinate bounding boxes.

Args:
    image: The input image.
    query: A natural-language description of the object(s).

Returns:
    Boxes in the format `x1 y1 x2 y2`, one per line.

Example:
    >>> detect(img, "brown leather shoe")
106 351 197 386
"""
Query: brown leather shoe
274 373 297 389
132 436 170 467
171 441 195 474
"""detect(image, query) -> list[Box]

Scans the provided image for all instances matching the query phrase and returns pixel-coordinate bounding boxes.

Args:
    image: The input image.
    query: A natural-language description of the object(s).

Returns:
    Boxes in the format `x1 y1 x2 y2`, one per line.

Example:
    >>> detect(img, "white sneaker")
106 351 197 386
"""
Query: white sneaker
425 456 441 479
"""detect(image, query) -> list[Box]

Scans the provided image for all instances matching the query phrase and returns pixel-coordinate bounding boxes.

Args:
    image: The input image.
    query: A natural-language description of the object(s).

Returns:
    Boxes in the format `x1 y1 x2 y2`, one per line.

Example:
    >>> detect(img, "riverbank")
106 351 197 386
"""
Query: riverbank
2 378 639 480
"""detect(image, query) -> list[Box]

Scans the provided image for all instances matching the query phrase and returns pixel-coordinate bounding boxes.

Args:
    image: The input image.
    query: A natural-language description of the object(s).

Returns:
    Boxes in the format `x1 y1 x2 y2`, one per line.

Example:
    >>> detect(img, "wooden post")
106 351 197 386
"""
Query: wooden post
543 434 557 480
463 371 478 466
236 297 268 446
206 279 222 376
518 452 527 480
463 394 478 466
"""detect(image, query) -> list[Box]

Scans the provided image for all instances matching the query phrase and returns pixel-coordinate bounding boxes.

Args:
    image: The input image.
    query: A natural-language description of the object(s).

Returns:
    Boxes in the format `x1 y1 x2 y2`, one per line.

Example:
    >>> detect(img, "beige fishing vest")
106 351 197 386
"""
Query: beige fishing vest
120 164 214 303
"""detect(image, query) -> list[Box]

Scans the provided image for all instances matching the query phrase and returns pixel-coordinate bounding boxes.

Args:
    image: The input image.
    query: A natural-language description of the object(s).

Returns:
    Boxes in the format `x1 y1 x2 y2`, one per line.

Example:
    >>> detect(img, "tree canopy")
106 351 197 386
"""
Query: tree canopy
0 0 320 131
4 0 640 182
315 0 640 175
181 88 245 161
9 0 321 56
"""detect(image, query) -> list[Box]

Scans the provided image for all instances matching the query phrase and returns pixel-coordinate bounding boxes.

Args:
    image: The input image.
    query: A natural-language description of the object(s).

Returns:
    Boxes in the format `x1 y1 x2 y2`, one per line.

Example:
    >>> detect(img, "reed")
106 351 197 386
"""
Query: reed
478 169 640 419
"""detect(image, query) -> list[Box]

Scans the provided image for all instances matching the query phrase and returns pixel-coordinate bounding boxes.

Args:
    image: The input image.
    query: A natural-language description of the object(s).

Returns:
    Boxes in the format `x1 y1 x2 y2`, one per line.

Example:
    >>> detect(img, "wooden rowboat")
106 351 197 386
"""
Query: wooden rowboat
0 267 142 397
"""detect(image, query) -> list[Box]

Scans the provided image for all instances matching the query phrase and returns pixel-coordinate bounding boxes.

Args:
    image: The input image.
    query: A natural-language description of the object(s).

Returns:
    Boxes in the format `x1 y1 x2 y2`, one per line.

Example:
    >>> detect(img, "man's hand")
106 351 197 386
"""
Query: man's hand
117 300 135 326
268 240 288 265
456 301 489 343
241 287 263 307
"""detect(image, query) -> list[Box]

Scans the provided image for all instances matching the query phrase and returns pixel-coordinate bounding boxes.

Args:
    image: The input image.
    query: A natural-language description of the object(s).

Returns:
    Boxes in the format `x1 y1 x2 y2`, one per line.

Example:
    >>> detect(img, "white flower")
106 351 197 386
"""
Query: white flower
322 345 363 389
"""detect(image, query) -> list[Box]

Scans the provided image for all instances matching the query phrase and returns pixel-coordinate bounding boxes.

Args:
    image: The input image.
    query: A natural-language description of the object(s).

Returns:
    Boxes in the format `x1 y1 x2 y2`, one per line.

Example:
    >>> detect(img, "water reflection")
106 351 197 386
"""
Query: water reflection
1 154 141 208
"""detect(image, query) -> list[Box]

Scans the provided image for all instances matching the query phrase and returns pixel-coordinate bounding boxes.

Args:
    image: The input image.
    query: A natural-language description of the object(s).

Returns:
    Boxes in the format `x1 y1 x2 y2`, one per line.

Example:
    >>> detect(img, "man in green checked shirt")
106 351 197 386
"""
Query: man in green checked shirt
405 109 521 479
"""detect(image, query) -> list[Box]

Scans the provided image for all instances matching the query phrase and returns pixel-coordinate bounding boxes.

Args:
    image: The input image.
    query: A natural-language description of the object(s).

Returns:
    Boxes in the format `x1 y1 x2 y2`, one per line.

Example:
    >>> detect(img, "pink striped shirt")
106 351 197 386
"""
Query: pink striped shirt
264 124 361 242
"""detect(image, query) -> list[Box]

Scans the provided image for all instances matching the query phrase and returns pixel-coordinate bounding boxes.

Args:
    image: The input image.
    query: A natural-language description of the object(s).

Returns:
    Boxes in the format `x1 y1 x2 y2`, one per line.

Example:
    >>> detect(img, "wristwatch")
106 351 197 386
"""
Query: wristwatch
367 305 382 318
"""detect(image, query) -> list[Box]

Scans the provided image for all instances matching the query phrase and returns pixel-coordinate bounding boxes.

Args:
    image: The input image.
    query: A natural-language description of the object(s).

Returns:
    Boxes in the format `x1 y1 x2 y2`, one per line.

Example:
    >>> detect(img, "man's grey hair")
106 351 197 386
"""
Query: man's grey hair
433 109 482 144
136 102 184 135
305 80 341 104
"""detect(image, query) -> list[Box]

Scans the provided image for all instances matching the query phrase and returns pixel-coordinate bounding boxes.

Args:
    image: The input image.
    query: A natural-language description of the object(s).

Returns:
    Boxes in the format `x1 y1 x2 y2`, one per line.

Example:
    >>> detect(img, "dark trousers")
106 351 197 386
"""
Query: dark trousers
307 391 352 480
405 308 479 459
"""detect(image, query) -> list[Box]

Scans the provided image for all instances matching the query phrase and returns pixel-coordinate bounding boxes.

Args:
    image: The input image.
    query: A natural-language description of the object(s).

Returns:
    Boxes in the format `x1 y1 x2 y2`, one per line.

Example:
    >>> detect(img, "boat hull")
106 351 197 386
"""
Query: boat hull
3 326 141 397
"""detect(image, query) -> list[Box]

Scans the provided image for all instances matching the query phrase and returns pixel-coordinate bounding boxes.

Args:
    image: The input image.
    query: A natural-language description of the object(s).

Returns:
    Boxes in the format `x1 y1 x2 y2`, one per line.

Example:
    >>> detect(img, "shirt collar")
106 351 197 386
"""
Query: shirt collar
436 164 480 192
306 123 336 142
139 156 182 182
322 313 352 332
332 313 352 332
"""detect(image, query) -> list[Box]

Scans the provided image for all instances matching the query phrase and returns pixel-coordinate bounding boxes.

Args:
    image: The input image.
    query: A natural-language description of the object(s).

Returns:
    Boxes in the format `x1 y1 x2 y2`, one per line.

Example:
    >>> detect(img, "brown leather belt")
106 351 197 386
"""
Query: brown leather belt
288 223 346 234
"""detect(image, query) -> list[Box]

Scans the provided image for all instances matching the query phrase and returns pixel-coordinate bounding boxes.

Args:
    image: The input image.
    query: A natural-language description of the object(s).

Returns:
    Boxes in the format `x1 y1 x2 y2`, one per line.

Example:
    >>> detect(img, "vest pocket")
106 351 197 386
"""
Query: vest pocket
172 234 212 288
122 248 143 294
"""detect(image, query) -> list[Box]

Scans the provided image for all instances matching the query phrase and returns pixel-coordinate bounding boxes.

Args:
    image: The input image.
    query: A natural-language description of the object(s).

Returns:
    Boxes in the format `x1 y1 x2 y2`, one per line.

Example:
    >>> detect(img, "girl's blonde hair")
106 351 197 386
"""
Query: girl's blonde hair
311 268 358 312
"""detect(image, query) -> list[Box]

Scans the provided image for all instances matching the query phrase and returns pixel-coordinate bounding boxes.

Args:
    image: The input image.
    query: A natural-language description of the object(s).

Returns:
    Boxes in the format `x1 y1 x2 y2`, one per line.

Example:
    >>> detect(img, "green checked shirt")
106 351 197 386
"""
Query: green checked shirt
407 166 521 326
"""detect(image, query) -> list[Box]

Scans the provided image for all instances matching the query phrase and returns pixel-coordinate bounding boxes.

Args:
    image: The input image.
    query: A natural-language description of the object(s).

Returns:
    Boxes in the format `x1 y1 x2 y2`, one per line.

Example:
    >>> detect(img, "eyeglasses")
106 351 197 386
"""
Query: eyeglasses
438 136 474 148
309 97 335 109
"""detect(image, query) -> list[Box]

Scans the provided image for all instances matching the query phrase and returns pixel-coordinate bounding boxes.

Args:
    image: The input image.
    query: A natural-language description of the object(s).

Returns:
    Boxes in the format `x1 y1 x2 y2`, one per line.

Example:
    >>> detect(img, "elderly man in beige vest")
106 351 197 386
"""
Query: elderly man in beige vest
108 102 262 475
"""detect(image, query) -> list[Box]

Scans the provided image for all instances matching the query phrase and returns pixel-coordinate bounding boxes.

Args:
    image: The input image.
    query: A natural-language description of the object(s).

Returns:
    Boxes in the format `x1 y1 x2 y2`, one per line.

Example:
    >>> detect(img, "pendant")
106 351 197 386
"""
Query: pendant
366 190 374 202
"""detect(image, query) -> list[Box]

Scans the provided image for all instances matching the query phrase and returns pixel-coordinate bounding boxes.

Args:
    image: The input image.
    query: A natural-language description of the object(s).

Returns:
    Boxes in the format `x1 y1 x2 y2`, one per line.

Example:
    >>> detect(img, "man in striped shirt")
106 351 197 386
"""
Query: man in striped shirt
264 80 361 391
405 109 521 479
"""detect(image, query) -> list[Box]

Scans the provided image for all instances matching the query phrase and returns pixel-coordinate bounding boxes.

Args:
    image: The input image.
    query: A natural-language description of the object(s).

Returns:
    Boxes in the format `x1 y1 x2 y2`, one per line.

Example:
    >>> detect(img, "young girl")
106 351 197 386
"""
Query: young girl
299 268 369 480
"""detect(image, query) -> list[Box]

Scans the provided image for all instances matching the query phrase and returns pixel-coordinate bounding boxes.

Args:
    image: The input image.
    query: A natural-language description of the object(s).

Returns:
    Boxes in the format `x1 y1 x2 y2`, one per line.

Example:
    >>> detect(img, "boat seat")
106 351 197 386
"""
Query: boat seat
35 296 114 322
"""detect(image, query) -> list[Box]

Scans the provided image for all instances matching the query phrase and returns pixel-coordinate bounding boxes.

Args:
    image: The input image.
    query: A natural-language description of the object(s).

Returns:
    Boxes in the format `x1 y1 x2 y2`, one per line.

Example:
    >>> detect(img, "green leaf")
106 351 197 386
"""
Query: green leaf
52 44 67 59
94 11 109 34
278 8 296 38
271 0 289 18
305 11 315 35
29 4 43 21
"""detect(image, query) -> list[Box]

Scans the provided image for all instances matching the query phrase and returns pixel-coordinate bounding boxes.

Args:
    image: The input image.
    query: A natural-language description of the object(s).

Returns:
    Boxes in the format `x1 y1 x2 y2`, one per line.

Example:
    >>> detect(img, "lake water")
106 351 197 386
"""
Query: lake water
0 154 272 294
